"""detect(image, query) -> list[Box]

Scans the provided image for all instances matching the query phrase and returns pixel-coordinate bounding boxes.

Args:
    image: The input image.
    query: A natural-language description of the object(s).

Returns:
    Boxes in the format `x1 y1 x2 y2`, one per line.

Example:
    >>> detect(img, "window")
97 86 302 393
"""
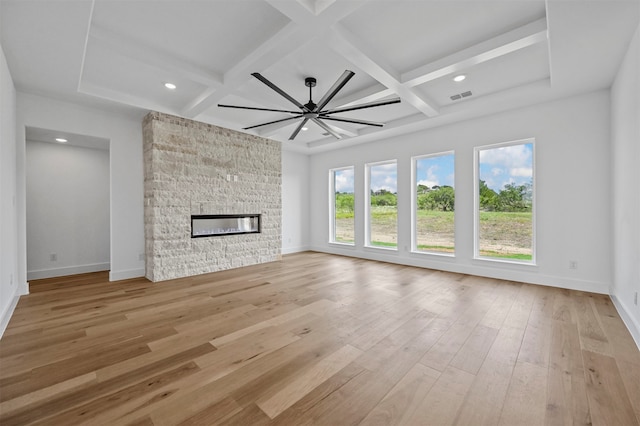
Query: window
413 152 455 254
366 161 397 249
475 140 535 262
330 167 354 244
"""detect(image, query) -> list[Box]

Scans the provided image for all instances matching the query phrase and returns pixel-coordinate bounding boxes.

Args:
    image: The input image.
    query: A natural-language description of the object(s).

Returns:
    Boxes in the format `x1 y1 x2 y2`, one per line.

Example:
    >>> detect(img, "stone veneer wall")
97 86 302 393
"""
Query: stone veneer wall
142 112 281 282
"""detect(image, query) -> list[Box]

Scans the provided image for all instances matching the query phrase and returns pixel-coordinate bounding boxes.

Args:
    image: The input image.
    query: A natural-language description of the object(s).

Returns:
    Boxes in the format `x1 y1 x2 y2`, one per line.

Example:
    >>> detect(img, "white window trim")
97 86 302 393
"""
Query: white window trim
411 151 456 257
365 159 398 250
329 166 355 246
473 138 536 265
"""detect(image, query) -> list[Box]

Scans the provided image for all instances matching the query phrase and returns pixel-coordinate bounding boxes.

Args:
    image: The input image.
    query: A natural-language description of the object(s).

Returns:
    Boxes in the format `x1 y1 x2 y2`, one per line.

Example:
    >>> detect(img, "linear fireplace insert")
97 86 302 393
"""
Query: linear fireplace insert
191 214 261 238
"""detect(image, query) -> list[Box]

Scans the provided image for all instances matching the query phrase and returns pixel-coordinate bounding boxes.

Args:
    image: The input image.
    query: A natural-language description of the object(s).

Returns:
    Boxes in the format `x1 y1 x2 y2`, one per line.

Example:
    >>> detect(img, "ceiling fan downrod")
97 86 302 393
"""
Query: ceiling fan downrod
305 77 317 111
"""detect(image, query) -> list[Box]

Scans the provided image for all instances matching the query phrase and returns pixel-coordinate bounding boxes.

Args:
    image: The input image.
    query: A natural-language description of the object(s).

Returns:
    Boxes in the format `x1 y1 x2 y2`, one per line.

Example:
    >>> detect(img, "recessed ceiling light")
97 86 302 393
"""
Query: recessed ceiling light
453 75 466 82
302 127 308 131
164 82 177 90
55 138 67 143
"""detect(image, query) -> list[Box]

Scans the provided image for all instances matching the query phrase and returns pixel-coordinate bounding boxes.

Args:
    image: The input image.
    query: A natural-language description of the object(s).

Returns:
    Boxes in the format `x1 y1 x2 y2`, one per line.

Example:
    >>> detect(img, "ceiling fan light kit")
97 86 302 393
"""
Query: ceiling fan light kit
218 70 401 141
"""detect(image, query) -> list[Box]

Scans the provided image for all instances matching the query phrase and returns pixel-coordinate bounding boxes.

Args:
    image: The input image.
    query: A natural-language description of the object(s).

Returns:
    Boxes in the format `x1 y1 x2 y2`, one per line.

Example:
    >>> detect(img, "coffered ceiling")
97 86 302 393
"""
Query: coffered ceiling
1 0 638 153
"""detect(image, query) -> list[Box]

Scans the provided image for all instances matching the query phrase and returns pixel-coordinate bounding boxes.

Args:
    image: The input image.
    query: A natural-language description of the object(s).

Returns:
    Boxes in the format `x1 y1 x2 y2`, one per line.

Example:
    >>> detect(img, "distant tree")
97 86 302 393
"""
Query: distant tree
370 189 397 206
417 184 430 194
417 186 455 211
433 186 455 211
335 193 354 211
479 180 499 211
498 183 531 212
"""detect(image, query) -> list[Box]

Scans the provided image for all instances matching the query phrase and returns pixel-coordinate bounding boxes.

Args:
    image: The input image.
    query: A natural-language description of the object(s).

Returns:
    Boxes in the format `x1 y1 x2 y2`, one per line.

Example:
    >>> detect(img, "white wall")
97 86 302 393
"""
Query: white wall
0 43 21 336
281 150 310 254
26 140 110 280
309 90 612 294
17 93 145 283
611 23 640 346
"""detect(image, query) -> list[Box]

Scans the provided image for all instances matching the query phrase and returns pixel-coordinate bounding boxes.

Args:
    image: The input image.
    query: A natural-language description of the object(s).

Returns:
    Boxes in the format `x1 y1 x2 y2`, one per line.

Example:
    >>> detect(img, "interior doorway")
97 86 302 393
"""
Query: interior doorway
25 127 110 280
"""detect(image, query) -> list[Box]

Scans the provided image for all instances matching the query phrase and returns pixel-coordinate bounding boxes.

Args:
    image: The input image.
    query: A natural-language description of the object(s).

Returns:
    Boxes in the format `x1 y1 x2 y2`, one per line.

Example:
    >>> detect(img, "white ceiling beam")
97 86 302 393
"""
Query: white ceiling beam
268 0 368 24
402 18 548 87
255 118 301 137
78 81 172 114
89 25 222 88
183 0 370 119
306 112 425 148
182 21 304 117
331 85 395 109
328 24 440 117
314 0 339 15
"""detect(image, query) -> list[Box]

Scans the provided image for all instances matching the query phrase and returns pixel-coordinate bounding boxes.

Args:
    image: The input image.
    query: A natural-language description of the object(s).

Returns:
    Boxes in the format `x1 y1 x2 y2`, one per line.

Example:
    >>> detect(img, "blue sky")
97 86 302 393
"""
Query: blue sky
335 168 354 193
479 143 533 192
370 163 397 192
416 154 455 189
336 144 531 194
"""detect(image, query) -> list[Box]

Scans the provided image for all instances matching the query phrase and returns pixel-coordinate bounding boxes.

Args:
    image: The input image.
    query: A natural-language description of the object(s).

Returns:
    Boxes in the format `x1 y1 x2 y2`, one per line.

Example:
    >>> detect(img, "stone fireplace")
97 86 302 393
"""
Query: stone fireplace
142 112 281 282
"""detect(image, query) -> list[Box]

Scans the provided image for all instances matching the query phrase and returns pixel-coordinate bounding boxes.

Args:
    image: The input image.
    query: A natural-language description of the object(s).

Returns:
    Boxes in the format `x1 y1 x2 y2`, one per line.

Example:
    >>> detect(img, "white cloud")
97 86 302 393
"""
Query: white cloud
479 144 531 169
335 169 354 192
370 163 397 192
417 179 438 188
510 167 532 178
491 167 504 176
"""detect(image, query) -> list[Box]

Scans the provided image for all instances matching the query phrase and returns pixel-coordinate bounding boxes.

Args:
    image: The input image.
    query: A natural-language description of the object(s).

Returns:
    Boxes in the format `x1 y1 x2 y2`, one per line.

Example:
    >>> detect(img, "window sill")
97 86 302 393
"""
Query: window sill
329 241 355 248
473 256 537 267
411 250 455 258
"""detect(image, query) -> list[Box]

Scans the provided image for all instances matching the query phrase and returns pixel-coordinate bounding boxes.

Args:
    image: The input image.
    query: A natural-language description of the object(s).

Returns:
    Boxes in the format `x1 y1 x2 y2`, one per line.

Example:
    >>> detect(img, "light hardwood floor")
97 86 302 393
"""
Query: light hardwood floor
1 252 638 425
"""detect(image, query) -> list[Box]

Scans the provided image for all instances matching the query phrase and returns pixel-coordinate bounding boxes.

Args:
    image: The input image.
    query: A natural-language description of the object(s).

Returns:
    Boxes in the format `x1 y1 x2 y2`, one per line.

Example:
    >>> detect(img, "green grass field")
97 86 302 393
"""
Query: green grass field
335 208 532 260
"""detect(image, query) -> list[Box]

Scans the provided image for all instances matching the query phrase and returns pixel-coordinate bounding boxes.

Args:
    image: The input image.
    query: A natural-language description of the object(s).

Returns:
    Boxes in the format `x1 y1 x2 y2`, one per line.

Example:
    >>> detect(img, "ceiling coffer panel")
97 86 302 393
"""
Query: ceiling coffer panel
1 0 637 151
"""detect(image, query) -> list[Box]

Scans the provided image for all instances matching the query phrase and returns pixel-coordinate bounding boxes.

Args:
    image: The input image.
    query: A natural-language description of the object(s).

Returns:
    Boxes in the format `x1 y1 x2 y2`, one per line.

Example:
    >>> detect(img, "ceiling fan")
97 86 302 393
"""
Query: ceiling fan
218 70 401 141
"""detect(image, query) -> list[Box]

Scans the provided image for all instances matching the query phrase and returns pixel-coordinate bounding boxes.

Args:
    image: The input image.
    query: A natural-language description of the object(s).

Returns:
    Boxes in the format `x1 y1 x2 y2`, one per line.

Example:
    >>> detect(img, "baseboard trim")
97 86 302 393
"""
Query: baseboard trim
281 245 310 255
109 268 145 282
310 245 609 294
0 289 20 340
610 294 640 350
27 262 110 281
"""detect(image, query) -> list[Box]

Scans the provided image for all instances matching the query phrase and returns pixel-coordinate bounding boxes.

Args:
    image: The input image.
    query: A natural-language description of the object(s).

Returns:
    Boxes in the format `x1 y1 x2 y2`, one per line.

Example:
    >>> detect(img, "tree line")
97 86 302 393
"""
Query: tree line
335 179 532 213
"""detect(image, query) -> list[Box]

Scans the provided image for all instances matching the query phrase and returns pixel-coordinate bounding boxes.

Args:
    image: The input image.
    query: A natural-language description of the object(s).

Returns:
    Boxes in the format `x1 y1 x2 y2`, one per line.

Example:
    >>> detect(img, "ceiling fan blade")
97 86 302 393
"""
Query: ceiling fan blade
289 118 309 141
320 116 384 127
321 97 401 115
324 122 358 137
251 72 307 111
315 70 355 112
243 115 302 130
218 104 300 114
312 118 342 140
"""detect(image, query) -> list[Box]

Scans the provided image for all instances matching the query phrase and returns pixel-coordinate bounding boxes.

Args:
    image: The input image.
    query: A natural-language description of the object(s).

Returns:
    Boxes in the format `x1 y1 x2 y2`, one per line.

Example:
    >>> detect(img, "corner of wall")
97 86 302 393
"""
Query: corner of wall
610 294 640 350
0 286 19 339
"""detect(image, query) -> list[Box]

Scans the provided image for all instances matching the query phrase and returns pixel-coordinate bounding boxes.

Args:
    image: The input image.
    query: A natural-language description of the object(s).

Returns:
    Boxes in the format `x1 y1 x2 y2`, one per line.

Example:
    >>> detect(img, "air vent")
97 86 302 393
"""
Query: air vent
450 91 473 101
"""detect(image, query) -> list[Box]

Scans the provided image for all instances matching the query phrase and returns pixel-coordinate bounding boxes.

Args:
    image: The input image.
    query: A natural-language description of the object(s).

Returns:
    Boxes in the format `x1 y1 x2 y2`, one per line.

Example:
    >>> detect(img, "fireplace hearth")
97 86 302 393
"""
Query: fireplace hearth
191 214 261 238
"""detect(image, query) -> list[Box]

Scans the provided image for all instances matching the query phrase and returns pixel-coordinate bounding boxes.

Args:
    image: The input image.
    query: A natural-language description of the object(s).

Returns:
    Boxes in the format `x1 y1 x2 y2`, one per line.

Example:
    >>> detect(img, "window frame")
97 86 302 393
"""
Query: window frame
329 166 355 246
473 138 536 265
411 151 456 257
365 159 398 250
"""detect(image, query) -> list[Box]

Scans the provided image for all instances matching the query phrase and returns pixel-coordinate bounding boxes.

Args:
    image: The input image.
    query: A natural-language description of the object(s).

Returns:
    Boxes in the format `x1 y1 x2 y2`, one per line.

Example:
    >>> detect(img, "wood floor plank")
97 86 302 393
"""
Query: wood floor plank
402 365 475 426
358 363 441 426
498 360 548 426
545 320 591 426
1 252 638 425
449 324 499 375
256 344 362 418
573 293 612 355
582 349 639 426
